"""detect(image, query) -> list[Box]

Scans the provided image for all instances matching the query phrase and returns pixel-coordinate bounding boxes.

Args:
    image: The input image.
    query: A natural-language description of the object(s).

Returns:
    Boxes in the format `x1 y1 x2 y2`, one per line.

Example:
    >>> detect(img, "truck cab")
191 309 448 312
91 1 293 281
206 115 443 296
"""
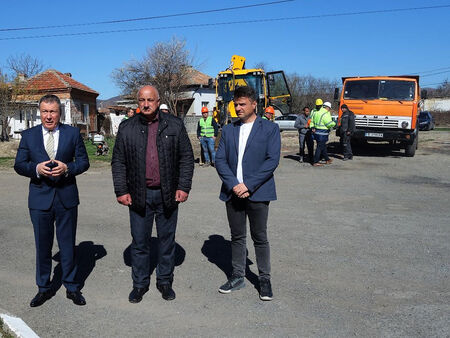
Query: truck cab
337 76 421 156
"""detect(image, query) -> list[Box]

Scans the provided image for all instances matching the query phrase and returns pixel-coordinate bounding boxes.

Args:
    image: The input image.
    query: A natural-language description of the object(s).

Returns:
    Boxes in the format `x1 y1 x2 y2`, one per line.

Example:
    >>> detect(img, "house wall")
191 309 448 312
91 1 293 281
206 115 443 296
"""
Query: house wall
185 87 216 116
69 89 98 135
110 112 126 135
10 90 97 139
423 98 450 111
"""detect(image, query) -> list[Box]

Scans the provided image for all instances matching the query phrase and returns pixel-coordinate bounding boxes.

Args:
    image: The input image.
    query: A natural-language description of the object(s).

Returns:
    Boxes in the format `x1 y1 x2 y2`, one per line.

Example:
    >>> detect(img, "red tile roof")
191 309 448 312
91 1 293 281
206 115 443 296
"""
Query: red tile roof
24 69 99 95
183 68 211 86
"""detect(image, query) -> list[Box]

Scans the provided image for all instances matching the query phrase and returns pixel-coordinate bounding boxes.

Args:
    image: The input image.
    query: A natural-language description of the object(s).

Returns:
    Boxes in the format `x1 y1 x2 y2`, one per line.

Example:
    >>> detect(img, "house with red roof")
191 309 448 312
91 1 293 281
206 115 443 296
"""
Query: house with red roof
10 69 99 139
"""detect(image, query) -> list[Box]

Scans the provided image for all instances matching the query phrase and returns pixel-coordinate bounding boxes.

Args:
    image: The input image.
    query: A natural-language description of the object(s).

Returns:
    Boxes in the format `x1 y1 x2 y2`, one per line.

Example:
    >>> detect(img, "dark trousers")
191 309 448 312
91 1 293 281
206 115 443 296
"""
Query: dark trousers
314 133 330 163
225 197 271 280
299 131 314 161
341 133 353 158
129 188 178 288
29 193 78 292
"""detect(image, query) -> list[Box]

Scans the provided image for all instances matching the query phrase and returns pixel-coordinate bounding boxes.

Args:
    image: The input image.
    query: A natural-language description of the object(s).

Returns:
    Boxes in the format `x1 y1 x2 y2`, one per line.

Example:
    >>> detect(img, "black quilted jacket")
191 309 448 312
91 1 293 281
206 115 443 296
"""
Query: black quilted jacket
111 111 194 213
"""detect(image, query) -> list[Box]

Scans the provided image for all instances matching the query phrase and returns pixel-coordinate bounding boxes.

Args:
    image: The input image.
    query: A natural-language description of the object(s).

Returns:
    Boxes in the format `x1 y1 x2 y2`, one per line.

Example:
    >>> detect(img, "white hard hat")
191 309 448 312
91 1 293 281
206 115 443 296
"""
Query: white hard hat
323 102 332 108
159 104 169 110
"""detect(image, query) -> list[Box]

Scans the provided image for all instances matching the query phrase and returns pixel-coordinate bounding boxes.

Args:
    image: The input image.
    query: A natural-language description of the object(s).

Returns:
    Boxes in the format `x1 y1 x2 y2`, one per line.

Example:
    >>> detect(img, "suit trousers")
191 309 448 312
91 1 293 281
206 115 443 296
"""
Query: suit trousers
129 187 178 288
29 193 78 292
225 196 271 280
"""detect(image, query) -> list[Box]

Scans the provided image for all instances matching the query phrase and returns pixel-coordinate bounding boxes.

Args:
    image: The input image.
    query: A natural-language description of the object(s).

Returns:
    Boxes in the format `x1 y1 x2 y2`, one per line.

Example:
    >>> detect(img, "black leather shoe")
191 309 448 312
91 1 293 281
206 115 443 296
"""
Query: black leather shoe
157 284 176 301
30 290 55 307
66 290 86 306
129 287 149 303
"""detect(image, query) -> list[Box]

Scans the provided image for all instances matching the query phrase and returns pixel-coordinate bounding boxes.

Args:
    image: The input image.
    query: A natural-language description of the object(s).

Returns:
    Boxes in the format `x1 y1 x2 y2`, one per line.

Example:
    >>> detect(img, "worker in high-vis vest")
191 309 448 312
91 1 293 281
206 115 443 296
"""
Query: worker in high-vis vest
309 98 323 123
197 106 219 167
262 106 275 121
310 101 336 166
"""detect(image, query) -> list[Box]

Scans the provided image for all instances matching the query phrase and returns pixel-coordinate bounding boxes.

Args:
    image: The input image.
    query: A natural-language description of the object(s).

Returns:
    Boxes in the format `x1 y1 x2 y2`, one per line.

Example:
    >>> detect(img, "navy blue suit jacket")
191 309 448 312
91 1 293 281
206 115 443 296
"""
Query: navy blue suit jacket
14 123 90 210
215 116 281 202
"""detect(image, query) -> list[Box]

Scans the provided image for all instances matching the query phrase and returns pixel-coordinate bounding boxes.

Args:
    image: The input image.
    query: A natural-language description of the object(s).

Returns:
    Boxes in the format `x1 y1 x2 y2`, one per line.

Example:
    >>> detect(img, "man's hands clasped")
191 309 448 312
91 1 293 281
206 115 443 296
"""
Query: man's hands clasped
117 190 189 207
233 183 249 198
37 160 68 177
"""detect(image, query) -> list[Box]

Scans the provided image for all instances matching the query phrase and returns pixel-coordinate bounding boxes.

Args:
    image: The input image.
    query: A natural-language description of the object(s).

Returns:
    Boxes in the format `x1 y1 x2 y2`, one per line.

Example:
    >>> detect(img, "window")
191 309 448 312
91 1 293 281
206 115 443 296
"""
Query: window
201 101 208 107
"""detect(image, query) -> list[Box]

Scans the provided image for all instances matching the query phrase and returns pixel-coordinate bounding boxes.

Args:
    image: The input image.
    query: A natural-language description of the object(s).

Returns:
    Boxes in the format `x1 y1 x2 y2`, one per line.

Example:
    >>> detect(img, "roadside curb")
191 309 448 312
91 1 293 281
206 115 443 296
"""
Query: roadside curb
0 312 39 338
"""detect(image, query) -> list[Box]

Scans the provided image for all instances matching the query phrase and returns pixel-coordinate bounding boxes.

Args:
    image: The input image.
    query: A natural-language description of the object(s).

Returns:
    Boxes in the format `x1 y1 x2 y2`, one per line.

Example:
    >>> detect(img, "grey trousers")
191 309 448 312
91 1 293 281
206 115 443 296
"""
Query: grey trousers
299 130 314 160
225 196 271 280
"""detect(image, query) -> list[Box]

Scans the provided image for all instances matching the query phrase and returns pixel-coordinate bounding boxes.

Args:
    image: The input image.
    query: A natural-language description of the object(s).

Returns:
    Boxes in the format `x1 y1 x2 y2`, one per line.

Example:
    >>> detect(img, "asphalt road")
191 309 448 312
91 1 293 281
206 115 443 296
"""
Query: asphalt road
0 131 449 337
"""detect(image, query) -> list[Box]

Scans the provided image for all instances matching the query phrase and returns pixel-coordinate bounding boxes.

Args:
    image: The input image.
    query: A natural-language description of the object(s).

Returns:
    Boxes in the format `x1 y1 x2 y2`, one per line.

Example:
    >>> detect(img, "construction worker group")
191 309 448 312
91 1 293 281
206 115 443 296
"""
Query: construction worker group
199 100 354 168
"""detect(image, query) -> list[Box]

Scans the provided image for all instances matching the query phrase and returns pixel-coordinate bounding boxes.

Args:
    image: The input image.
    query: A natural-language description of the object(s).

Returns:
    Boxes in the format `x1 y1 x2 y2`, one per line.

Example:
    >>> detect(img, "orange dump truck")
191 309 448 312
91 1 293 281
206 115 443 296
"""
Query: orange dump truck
336 76 421 156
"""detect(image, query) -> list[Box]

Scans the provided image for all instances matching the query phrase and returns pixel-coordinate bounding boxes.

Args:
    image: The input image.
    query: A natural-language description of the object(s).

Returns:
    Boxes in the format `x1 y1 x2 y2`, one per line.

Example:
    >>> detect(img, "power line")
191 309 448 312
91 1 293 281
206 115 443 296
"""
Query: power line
416 66 450 74
0 0 293 32
421 81 447 87
1 4 449 41
420 70 450 77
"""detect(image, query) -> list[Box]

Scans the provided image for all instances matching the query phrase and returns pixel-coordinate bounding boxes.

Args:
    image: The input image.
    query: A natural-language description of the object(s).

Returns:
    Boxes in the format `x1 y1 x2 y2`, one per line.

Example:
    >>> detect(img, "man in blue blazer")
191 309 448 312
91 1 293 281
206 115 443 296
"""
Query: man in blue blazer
215 86 281 301
14 94 90 307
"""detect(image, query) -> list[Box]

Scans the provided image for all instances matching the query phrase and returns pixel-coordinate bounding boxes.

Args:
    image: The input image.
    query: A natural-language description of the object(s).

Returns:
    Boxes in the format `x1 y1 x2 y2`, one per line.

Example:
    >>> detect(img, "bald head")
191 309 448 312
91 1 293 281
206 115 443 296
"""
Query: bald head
138 85 160 117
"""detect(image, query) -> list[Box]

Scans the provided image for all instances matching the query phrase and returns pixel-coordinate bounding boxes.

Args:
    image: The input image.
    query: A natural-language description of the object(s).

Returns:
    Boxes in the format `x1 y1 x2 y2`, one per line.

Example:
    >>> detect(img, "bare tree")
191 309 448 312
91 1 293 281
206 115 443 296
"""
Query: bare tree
287 73 340 113
112 37 193 116
7 53 44 78
427 79 450 98
0 69 28 141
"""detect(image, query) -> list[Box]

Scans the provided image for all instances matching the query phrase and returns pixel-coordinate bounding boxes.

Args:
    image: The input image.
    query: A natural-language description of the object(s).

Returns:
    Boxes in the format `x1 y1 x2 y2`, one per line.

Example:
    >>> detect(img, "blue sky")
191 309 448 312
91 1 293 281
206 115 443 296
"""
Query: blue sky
1 0 449 99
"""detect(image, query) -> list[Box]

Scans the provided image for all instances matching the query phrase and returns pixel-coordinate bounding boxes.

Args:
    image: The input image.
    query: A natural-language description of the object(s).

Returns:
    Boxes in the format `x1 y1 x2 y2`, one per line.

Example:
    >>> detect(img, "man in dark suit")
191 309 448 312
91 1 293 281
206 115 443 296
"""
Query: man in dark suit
14 94 90 307
112 85 194 302
215 86 281 301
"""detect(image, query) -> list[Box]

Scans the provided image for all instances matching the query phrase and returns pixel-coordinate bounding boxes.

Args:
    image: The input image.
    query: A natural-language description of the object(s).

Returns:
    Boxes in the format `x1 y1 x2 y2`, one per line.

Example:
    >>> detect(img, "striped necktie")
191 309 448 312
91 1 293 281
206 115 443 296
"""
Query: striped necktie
46 131 55 160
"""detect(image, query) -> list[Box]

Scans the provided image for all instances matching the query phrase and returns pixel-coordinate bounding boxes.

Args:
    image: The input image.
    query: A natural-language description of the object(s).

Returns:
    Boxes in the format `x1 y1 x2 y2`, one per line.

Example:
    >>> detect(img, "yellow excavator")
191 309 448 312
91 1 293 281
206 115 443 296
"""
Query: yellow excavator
214 55 292 125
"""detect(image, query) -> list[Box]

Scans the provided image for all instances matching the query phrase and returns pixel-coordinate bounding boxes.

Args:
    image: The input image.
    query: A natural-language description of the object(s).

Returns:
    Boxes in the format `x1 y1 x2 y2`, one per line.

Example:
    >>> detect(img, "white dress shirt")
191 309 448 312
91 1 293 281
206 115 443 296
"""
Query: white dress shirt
42 125 60 159
36 125 60 177
236 121 254 183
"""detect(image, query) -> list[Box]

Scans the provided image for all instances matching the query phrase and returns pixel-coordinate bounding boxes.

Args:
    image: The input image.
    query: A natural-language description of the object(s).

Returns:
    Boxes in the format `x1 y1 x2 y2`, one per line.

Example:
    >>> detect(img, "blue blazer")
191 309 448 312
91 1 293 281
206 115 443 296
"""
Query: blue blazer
215 116 281 202
14 123 90 210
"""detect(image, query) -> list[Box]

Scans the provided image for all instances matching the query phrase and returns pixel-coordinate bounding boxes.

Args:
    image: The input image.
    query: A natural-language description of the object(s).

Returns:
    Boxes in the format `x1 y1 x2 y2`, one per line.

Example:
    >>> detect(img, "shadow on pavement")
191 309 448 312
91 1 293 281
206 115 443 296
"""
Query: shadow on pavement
201 234 259 289
284 141 407 160
51 241 107 291
122 238 186 276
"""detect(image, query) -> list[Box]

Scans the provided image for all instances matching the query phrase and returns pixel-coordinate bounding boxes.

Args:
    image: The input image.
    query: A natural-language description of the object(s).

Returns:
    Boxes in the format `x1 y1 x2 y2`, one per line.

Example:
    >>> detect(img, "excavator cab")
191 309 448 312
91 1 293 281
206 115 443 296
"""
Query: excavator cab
266 71 292 116
215 55 292 125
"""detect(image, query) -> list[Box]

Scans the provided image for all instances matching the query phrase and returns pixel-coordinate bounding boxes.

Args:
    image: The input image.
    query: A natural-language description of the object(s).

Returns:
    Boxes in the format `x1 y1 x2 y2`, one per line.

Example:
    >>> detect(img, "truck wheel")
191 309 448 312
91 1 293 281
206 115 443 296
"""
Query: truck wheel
405 132 418 157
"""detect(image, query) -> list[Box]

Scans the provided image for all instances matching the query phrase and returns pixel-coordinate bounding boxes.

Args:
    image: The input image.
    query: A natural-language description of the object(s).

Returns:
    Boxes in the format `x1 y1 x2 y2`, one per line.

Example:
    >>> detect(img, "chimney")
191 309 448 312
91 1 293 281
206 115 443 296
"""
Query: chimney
64 72 72 78
18 73 27 82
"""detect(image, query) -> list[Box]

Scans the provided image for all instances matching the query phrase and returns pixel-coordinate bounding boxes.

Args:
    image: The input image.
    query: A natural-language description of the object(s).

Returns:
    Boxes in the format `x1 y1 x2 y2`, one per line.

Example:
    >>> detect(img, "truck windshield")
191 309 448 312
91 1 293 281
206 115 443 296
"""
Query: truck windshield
344 80 415 101
217 74 263 101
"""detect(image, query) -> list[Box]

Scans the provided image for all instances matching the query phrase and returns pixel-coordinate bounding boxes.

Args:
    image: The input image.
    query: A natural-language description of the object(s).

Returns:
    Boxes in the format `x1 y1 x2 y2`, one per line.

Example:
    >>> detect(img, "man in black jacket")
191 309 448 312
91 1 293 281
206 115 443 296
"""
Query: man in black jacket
112 85 194 302
339 104 355 160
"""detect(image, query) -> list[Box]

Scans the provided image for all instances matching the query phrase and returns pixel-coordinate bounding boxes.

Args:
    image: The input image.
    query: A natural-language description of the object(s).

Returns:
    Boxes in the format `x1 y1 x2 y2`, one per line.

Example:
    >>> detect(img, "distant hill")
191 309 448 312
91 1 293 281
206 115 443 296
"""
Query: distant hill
97 95 128 108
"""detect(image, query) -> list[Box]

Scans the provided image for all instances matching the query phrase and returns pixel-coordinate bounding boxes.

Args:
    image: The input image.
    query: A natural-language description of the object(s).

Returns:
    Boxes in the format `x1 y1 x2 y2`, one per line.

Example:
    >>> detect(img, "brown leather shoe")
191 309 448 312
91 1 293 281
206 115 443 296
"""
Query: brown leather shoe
325 159 333 165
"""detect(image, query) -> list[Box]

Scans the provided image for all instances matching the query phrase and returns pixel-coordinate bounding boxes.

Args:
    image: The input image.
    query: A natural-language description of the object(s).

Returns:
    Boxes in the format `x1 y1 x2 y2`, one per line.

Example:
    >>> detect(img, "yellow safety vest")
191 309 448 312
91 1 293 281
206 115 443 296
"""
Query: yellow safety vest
199 116 214 137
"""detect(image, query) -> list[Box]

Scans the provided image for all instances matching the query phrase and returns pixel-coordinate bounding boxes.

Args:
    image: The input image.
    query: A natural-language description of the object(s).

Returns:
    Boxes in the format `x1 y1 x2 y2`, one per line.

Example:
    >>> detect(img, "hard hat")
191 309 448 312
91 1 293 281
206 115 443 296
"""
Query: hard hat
201 106 209 113
323 102 332 109
265 106 275 114
159 104 169 110
315 98 323 106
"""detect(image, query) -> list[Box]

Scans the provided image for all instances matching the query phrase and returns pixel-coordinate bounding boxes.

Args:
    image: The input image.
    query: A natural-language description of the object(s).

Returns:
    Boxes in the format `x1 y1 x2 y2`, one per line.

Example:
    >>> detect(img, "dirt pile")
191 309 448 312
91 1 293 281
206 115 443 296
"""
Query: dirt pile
0 140 19 158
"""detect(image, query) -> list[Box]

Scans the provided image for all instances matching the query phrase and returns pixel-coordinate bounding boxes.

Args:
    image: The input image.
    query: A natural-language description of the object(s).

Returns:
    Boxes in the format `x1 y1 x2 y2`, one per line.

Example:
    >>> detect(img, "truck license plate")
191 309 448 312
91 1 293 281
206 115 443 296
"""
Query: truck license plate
365 132 383 138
